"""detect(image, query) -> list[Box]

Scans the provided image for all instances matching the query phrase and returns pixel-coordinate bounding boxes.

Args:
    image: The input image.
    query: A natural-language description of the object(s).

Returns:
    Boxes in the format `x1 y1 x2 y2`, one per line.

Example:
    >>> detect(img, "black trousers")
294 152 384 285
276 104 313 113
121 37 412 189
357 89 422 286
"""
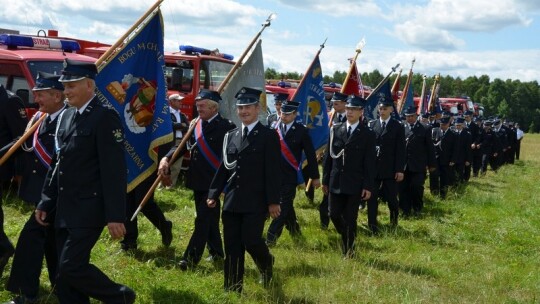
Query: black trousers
429 167 440 196
0 186 14 275
515 140 521 160
319 194 330 228
122 177 168 247
6 213 57 297
399 170 426 215
368 179 399 230
328 192 362 254
55 227 131 304
439 164 455 198
481 153 492 174
267 184 300 243
472 149 482 176
183 191 224 264
221 211 272 292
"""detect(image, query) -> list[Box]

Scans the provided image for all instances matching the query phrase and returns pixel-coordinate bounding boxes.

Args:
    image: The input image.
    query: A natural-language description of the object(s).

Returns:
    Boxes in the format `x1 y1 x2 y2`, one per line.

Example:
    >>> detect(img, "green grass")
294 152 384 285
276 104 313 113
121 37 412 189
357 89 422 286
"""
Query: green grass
2 135 540 303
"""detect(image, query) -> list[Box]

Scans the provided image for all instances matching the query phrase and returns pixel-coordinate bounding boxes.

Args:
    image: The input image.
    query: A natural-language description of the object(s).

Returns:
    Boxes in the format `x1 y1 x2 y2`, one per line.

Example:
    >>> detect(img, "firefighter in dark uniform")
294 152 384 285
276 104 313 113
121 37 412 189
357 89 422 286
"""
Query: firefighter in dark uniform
35 59 135 303
453 117 473 183
367 97 406 233
159 89 235 270
322 95 376 256
464 111 482 178
319 91 348 230
435 116 458 198
0 85 27 277
266 92 288 128
207 87 281 292
266 100 319 246
4 72 66 303
478 120 500 175
399 106 436 217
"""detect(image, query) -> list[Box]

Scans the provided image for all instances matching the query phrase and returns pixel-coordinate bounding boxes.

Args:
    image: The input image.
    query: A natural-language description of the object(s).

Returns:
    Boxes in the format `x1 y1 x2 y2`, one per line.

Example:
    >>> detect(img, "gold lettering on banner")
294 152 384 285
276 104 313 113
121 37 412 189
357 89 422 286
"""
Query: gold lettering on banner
123 140 145 169
118 47 137 64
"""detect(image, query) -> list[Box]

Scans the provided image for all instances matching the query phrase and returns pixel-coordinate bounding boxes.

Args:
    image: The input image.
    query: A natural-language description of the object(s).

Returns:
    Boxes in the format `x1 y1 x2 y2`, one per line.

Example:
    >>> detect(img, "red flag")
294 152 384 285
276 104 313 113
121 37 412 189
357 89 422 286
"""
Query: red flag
341 61 360 96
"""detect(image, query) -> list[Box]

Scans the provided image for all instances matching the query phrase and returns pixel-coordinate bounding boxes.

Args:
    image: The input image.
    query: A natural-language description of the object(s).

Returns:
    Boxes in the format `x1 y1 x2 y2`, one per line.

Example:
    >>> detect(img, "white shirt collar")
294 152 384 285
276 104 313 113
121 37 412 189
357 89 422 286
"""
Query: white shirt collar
77 94 95 114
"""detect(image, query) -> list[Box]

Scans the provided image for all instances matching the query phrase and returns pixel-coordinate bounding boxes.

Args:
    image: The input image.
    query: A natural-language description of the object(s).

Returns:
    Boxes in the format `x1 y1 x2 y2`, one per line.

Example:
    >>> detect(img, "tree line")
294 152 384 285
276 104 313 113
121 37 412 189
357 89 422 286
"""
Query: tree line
265 68 540 133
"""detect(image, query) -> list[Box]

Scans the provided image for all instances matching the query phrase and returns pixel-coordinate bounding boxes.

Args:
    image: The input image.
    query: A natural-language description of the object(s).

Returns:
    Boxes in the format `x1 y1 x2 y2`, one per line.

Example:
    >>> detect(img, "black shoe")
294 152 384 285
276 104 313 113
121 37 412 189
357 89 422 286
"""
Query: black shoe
120 242 137 252
178 259 189 271
161 220 173 247
119 286 136 304
205 254 224 263
3 295 38 304
0 244 15 276
258 254 275 288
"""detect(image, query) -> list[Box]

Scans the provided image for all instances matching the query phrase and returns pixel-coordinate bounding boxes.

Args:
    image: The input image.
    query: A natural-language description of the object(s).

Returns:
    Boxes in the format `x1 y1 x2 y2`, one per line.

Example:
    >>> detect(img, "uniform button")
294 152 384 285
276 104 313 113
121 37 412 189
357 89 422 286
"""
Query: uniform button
238 156 242 159
93 192 97 196
61 156 64 159
236 185 240 188
32 170 36 173
34 159 38 163
59 171 63 175
237 166 240 169
60 187 64 191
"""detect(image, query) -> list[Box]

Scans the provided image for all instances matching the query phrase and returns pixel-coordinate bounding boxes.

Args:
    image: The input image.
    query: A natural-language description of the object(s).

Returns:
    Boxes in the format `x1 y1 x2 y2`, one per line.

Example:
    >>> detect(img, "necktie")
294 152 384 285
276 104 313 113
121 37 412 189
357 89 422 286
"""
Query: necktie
382 121 386 131
347 126 352 138
73 111 80 124
281 123 287 135
202 120 209 130
242 126 248 141
41 116 51 132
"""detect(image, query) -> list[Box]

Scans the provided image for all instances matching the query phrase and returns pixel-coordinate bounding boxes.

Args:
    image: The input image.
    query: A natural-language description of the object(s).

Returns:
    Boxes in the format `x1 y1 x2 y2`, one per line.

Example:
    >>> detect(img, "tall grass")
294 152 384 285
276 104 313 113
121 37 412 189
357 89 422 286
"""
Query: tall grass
1 134 539 303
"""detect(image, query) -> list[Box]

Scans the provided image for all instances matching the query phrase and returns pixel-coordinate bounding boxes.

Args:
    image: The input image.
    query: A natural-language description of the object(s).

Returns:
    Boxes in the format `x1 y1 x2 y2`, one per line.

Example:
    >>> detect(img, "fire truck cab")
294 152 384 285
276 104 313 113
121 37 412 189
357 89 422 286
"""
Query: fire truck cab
0 31 96 114
81 44 235 120
439 97 476 116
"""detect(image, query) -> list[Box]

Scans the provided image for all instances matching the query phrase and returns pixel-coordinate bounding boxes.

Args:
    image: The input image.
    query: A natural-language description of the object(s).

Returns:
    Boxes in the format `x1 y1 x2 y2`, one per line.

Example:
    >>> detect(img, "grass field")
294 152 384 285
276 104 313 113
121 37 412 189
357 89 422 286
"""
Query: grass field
1 134 539 303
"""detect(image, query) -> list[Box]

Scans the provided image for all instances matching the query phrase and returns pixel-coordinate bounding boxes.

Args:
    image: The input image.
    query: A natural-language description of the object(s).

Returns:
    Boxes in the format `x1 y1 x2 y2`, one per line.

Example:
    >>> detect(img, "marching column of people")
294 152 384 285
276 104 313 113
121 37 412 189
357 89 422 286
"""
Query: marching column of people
1 70 527 302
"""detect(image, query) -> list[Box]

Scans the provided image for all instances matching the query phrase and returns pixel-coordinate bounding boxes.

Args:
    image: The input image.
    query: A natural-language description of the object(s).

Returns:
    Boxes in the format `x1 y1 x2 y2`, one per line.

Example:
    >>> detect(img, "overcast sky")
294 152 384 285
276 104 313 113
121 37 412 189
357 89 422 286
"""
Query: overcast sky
1 0 539 83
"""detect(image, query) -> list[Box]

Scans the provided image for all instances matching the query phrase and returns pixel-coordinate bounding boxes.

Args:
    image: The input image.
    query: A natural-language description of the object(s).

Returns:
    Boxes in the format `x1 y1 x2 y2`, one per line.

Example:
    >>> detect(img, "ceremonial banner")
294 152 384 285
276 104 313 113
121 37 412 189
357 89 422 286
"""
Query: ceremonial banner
294 54 329 152
95 10 172 192
220 40 266 127
401 80 415 114
341 62 361 96
365 78 392 120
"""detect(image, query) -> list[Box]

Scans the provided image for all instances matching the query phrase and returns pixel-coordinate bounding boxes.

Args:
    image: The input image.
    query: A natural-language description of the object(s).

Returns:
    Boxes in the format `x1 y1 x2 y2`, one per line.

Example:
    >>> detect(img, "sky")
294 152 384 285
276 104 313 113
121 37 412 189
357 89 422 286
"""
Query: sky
1 0 540 84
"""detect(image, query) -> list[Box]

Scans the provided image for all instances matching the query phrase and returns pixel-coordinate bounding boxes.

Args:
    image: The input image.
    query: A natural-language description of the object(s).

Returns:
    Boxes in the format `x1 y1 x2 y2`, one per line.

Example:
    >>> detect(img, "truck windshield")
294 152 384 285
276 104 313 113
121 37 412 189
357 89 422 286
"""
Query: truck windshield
27 61 65 79
199 59 233 91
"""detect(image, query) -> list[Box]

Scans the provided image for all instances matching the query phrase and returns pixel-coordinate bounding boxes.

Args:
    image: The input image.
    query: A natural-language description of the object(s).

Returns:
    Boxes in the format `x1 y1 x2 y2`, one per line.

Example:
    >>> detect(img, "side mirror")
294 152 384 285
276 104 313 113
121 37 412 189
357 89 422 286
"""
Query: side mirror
16 89 30 105
171 68 183 91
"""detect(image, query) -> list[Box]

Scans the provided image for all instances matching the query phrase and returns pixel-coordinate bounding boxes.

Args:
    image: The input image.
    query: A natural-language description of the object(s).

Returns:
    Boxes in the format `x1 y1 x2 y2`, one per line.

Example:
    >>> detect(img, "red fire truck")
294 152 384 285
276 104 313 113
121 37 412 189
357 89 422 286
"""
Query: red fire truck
0 30 97 116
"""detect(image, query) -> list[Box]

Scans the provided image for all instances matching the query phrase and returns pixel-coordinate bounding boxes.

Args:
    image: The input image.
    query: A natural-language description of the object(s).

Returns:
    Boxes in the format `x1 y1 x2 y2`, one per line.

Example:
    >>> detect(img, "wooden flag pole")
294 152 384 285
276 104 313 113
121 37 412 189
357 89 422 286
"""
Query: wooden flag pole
0 114 46 167
217 13 276 94
132 13 276 220
96 0 164 69
340 38 365 94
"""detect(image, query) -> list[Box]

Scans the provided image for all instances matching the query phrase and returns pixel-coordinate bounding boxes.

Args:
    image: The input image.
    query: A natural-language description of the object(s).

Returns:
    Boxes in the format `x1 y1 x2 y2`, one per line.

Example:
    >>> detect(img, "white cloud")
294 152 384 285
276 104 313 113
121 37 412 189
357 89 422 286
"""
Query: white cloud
394 21 465 51
276 0 382 17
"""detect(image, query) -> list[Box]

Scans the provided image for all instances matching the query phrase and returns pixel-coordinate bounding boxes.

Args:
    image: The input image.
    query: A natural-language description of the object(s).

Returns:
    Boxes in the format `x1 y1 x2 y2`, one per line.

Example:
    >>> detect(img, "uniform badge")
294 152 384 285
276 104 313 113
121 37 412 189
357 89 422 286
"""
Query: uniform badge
112 128 124 142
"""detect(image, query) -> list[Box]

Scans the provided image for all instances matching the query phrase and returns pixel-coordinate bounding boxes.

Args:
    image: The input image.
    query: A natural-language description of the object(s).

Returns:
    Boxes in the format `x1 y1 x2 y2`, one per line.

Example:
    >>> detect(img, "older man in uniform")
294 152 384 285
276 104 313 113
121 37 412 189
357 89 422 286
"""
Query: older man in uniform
0 85 27 277
35 59 135 303
160 89 235 270
3 72 66 303
464 111 481 178
367 97 405 233
266 100 319 246
322 95 376 257
399 106 436 217
207 87 281 292
167 93 189 186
